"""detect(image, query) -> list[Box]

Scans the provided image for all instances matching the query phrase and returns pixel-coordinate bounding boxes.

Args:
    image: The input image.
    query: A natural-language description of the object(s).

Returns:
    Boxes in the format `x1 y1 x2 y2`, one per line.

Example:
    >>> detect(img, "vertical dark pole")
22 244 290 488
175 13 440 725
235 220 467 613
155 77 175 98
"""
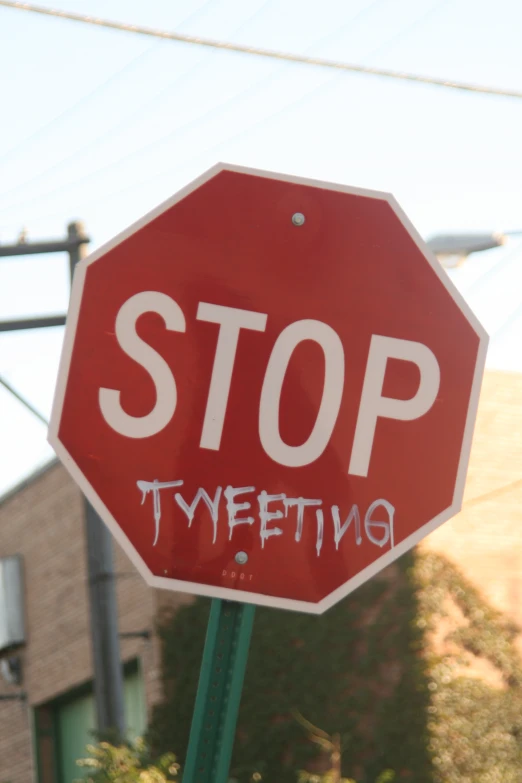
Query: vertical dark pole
68 221 126 739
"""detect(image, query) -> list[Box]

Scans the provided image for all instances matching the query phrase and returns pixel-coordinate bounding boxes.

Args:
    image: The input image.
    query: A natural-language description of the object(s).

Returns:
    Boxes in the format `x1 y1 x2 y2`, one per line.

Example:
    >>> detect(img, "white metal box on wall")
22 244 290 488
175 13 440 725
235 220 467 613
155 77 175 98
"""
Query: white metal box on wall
0 555 25 652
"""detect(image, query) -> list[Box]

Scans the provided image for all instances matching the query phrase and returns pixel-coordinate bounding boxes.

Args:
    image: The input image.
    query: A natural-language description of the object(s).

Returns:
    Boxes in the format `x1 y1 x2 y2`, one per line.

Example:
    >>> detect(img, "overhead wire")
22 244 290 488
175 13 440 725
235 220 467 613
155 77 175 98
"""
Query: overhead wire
465 239 522 295
0 374 48 426
477 239 522 343
0 0 510 227
0 0 518 223
9 40 436 229
0 0 416 216
0 0 220 165
2 2 522 486
489 300 522 344
0 0 286 210
11 0 497 229
0 22 406 222
363 0 454 60
0 0 240 193
1 0 522 100
443 236 522 344
0 0 391 205
0 48 155 164
1 0 391 439
15 13 514 232
2 0 521 259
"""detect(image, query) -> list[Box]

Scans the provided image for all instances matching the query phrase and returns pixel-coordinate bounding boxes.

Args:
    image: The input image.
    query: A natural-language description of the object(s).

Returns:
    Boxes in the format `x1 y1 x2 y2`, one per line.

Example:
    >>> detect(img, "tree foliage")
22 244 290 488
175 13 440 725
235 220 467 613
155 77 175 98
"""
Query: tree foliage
147 549 522 782
76 738 179 783
149 553 431 783
417 552 522 783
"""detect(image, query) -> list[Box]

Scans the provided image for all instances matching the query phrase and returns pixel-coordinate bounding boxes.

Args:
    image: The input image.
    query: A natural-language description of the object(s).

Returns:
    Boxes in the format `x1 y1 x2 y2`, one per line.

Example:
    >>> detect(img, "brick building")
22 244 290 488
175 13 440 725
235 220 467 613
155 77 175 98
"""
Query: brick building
0 459 190 783
0 368 521 783
422 369 522 622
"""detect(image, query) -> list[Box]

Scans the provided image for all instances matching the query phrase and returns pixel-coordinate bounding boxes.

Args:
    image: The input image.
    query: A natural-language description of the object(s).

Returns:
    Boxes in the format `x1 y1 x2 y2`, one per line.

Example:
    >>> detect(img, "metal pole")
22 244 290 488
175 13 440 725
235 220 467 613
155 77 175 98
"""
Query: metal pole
0 315 66 332
0 223 126 737
67 221 126 739
183 599 255 783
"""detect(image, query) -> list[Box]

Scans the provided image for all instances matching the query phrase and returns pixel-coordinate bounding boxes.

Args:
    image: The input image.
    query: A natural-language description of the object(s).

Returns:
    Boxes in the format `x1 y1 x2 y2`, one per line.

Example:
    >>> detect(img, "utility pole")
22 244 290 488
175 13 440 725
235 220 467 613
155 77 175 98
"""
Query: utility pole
0 222 126 738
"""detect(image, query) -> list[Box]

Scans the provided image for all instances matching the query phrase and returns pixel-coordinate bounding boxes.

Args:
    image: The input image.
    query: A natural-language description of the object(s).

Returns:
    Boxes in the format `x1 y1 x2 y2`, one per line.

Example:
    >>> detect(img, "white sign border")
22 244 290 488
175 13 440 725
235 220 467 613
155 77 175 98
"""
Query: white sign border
48 162 489 615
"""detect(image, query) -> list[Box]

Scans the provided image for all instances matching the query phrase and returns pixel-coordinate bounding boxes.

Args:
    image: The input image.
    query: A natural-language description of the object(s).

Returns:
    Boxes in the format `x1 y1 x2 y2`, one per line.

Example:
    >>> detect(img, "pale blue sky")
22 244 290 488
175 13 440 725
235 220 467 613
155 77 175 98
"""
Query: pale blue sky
1 0 522 496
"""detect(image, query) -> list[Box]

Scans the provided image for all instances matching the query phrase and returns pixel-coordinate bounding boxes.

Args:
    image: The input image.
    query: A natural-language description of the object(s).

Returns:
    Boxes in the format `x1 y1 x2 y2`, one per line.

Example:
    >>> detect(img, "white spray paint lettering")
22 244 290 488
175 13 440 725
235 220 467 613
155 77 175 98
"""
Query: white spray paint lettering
137 479 184 546
174 486 222 544
258 491 285 548
331 504 363 550
224 486 255 540
136 479 395 554
283 497 322 542
365 499 395 548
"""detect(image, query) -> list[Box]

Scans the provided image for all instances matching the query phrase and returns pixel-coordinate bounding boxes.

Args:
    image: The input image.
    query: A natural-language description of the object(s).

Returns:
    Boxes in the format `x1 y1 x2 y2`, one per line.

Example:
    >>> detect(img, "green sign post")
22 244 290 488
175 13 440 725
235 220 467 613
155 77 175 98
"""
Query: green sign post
183 600 255 783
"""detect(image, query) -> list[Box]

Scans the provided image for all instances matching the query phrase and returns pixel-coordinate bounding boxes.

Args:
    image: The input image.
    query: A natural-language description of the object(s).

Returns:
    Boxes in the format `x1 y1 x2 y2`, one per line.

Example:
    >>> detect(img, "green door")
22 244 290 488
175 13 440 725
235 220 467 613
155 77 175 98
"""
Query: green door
55 668 146 783
56 690 95 783
123 669 147 743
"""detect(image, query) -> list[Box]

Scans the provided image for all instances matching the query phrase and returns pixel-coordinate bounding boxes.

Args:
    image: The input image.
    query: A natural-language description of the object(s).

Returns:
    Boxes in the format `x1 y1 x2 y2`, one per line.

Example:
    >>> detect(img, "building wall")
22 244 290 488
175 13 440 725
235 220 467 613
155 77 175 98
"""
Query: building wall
0 369 521 782
0 461 188 783
423 369 522 624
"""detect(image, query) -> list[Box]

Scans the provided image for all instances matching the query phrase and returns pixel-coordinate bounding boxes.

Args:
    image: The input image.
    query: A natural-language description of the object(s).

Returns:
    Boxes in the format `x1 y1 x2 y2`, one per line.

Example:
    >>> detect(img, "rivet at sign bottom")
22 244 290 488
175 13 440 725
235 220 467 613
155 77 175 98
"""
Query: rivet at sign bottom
235 551 248 565
292 212 305 226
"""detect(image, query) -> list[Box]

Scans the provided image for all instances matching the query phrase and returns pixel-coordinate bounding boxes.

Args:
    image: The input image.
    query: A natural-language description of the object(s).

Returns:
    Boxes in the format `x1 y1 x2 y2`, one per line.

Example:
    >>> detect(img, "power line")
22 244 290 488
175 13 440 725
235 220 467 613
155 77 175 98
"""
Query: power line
466 238 522 296
490 299 522 344
0 36 354 221
2 0 522 101
0 0 222 167
0 0 384 188
0 374 48 426
0 0 278 208
364 0 453 60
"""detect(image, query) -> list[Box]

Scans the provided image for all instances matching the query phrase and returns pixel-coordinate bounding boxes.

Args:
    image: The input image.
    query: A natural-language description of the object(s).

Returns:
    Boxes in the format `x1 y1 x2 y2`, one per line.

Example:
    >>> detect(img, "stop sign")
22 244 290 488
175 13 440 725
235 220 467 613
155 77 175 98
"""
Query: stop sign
49 164 487 614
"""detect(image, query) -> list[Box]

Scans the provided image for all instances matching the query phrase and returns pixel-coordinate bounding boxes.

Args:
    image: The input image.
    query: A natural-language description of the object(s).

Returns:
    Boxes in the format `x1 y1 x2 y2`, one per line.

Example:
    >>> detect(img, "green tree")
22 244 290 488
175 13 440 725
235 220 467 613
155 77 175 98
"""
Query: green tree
149 552 431 783
76 738 180 783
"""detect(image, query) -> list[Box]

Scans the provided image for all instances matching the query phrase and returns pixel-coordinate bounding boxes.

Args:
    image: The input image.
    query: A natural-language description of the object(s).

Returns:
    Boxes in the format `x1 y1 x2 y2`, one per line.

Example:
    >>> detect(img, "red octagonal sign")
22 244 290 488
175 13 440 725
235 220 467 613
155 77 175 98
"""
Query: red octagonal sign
49 164 488 613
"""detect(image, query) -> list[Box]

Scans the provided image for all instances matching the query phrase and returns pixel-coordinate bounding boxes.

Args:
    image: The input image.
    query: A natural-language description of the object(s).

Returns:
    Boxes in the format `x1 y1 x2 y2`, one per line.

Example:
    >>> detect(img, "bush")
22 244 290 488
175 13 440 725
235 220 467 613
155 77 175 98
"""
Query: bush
76 738 180 783
144 549 522 782
76 739 394 783
149 552 431 783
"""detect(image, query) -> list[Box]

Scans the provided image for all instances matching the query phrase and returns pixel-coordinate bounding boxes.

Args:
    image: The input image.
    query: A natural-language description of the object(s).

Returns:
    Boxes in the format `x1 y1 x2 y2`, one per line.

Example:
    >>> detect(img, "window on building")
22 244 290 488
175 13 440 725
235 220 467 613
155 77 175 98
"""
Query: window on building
34 660 146 783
